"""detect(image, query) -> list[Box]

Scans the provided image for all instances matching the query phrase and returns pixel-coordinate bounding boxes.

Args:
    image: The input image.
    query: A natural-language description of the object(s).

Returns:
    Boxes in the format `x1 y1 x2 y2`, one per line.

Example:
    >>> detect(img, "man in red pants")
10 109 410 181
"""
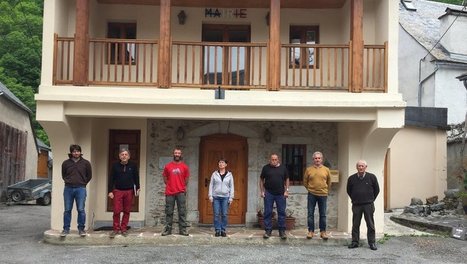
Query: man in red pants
108 149 140 238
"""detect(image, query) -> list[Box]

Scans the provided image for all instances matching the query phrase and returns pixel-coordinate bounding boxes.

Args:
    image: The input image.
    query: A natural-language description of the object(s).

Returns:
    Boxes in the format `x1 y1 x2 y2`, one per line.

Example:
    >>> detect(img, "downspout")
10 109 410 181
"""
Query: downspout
418 58 438 107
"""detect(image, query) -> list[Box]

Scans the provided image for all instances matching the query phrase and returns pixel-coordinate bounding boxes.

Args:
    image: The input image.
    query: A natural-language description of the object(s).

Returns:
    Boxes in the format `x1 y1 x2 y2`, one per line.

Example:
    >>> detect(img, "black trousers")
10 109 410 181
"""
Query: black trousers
351 202 375 244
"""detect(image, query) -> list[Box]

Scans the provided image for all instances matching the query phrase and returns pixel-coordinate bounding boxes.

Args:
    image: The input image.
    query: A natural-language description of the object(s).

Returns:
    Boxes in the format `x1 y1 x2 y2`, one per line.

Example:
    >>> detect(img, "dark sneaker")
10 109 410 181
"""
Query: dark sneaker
161 228 172 236
60 230 69 237
78 230 86 237
348 242 359 249
263 230 272 239
215 231 221 237
109 231 118 238
221 231 227 237
369 243 377 250
121 231 128 237
179 230 189 236
279 230 287 240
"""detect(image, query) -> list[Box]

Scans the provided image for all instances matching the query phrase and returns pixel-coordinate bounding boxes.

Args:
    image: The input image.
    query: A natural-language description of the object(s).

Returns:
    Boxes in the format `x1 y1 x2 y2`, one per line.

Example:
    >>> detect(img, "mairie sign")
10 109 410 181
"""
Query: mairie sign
205 8 247 19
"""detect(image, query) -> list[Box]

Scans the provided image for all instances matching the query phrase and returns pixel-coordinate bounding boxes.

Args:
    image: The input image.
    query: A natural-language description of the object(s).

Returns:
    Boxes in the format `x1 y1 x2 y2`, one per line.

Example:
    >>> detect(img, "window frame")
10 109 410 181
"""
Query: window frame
289 25 320 69
282 144 307 185
106 22 137 65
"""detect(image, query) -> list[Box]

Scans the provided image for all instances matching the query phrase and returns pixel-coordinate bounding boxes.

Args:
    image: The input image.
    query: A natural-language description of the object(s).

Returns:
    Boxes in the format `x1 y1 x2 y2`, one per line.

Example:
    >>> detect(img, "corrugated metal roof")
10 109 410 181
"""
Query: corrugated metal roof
399 0 467 64
0 81 32 114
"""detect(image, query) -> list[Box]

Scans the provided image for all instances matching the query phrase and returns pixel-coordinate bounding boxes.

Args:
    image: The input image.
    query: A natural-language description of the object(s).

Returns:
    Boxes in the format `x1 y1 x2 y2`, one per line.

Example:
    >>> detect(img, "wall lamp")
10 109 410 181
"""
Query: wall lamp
176 126 185 140
178 10 187 25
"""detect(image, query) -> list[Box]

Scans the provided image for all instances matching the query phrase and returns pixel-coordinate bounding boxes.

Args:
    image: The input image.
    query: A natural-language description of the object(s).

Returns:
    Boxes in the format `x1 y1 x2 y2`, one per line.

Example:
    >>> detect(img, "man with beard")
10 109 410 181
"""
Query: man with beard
161 147 190 236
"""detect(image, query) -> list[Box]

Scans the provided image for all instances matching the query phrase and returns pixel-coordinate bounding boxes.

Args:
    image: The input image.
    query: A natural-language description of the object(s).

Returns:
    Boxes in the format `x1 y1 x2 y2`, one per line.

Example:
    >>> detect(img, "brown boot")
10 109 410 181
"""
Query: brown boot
320 231 329 240
306 231 314 239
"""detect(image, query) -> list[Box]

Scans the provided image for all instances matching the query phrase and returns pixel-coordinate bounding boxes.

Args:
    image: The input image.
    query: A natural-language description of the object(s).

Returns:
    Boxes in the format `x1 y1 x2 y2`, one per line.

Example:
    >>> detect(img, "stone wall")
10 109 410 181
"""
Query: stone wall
145 119 339 229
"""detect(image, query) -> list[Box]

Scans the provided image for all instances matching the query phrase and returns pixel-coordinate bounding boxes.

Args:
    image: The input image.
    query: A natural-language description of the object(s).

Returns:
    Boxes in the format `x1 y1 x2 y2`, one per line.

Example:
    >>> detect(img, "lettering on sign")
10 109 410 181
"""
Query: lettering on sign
205 8 247 19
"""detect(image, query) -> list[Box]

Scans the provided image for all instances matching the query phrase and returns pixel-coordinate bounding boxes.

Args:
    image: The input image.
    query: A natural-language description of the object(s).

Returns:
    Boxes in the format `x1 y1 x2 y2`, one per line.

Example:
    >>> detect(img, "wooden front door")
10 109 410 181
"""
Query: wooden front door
198 134 248 224
107 129 140 212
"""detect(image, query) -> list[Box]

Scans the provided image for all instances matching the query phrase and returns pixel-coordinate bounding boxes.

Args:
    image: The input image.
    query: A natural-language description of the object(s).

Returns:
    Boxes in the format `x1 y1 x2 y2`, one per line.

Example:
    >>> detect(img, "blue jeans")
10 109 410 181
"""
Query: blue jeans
212 196 229 232
264 191 286 231
307 192 327 232
63 186 87 231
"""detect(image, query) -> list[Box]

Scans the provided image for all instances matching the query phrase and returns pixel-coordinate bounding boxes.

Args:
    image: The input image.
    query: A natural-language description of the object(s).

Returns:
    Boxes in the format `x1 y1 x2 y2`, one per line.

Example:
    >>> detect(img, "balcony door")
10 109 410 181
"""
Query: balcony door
202 24 251 86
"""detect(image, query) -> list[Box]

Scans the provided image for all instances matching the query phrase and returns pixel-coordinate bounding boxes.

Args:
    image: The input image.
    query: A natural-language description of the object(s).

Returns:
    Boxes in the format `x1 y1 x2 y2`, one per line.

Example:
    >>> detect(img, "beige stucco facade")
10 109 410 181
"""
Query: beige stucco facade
387 127 447 209
37 0 405 234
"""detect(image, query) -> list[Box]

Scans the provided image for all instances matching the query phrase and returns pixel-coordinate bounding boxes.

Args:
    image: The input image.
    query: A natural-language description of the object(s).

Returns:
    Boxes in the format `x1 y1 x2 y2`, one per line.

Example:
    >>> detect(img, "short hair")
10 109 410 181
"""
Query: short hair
356 160 367 166
312 151 323 158
218 158 228 164
119 148 130 155
69 144 82 153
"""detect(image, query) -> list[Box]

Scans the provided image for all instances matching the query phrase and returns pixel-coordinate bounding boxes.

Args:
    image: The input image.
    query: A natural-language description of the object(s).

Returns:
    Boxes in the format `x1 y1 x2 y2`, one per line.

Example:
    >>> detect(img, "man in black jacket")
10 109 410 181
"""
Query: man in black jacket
346 160 380 250
108 149 140 238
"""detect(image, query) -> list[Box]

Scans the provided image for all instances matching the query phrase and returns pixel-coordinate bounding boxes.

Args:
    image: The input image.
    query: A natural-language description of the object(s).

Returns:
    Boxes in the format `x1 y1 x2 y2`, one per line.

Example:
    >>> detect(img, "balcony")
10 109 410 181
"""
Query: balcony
53 35 387 92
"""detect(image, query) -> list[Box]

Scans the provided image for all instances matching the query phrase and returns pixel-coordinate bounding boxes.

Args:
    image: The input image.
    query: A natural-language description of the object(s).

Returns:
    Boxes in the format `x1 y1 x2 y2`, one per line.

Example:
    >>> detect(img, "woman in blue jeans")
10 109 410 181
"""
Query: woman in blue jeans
208 159 234 237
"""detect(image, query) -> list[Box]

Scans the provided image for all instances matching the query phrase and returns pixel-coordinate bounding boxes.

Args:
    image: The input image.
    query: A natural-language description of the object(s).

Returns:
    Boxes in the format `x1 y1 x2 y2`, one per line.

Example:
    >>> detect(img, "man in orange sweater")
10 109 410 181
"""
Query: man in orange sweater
303 151 331 240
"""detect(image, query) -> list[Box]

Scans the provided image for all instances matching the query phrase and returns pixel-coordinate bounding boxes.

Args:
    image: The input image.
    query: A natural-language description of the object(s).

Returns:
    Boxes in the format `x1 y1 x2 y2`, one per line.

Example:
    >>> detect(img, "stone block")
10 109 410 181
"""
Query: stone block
410 198 423 206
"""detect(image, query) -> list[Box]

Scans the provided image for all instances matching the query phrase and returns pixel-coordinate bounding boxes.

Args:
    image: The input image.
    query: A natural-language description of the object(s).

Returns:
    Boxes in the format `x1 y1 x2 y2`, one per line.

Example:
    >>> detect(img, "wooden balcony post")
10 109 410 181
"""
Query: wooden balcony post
73 0 89 86
158 0 172 88
350 0 364 93
268 0 281 91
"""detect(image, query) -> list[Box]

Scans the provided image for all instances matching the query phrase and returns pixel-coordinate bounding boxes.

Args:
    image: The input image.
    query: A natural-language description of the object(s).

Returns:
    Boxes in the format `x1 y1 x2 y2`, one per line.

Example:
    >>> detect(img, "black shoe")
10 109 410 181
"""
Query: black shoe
348 242 359 249
263 230 272 239
60 230 69 237
215 231 221 237
179 230 189 236
369 243 377 250
279 230 287 240
221 231 226 237
78 230 86 237
161 228 172 236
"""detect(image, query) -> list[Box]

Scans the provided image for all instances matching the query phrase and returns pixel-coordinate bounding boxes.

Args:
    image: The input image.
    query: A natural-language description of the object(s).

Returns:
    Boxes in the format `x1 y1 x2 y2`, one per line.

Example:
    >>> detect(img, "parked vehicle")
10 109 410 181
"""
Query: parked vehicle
7 179 52 206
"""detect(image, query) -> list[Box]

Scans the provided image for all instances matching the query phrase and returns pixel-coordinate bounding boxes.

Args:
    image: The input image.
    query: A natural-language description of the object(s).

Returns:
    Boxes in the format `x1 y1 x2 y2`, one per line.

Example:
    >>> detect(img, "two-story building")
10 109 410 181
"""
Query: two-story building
36 0 405 233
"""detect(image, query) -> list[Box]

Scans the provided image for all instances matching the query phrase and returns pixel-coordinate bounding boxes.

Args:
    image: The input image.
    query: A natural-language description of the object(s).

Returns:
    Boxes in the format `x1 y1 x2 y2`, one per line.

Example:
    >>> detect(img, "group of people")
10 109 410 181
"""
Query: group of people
260 151 380 250
60 145 380 250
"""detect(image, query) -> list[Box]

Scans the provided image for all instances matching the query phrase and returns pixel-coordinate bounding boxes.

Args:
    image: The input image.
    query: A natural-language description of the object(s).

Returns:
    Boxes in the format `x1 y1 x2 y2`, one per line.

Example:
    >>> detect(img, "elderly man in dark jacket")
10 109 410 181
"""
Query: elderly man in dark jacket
347 160 380 250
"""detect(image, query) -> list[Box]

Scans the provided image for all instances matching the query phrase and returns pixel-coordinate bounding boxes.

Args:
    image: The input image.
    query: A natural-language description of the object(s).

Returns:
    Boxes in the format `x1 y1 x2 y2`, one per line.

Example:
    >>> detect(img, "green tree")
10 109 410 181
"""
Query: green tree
429 0 465 5
0 0 47 144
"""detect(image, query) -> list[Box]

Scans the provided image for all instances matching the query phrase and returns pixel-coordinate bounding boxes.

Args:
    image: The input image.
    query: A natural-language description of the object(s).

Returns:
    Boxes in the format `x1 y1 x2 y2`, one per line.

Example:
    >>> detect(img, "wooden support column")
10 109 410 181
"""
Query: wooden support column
73 0 89 86
158 0 172 88
350 0 364 93
268 0 281 91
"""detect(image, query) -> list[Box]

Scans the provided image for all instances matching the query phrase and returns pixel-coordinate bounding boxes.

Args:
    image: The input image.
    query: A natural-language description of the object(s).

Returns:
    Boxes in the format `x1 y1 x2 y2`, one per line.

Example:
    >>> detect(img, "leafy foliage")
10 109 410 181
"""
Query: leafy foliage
0 0 47 144
428 0 465 5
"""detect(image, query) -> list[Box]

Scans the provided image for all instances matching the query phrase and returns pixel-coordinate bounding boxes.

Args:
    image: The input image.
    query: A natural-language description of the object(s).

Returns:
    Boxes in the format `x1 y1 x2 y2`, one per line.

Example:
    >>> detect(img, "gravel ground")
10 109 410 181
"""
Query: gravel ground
0 204 466 264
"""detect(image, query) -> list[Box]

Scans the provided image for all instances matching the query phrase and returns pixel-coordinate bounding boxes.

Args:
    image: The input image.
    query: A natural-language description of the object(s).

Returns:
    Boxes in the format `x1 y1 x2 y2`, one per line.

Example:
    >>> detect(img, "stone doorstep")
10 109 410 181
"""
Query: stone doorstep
43 228 377 246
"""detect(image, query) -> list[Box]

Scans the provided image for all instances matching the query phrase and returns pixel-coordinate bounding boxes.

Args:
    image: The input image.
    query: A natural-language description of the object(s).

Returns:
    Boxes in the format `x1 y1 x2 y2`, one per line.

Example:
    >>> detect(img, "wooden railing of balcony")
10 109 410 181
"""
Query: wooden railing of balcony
281 44 351 90
171 41 268 89
54 35 158 85
363 43 387 92
53 34 74 84
53 36 386 92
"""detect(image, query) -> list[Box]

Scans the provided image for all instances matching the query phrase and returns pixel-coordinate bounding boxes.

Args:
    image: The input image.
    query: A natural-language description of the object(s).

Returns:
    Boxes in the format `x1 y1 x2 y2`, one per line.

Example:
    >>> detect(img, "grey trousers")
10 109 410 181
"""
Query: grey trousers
165 192 187 231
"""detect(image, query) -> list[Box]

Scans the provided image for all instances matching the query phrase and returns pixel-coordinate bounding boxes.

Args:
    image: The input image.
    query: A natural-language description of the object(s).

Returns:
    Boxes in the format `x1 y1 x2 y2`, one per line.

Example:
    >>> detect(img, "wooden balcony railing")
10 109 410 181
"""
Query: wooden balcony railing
54 35 158 85
53 35 387 92
281 44 350 90
171 41 268 89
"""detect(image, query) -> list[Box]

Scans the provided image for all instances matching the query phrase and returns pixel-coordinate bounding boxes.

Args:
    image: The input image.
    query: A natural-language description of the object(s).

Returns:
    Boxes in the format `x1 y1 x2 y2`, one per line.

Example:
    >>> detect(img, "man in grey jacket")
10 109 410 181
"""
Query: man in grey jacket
208 159 234 237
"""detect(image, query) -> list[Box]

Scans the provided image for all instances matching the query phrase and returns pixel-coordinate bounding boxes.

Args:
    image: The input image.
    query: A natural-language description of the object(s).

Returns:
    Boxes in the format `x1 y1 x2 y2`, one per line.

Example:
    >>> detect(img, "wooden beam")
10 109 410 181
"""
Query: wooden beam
268 0 281 91
350 0 363 93
158 0 172 88
73 0 90 86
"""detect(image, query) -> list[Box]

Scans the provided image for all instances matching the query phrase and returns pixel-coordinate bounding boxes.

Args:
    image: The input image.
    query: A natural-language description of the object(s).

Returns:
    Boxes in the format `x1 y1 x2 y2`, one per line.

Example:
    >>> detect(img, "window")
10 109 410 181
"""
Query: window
107 22 137 64
289 26 319 68
282 144 306 185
